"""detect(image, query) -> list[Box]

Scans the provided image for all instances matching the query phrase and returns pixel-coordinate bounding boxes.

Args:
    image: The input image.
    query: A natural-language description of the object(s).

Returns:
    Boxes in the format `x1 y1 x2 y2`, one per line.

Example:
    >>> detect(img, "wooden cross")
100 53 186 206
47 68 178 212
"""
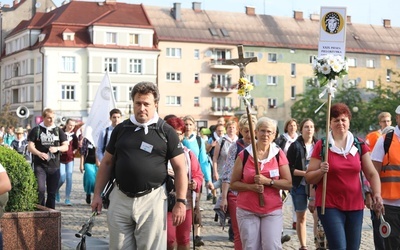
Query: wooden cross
225 45 258 78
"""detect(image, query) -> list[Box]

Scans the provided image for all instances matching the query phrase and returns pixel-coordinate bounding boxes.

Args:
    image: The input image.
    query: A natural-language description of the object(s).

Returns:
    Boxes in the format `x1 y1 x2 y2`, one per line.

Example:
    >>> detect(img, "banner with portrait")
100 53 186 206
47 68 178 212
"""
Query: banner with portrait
318 7 347 58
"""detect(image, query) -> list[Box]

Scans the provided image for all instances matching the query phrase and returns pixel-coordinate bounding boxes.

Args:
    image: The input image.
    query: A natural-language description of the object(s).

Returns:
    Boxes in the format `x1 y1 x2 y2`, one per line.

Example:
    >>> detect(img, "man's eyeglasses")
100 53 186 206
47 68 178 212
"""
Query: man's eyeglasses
380 120 391 123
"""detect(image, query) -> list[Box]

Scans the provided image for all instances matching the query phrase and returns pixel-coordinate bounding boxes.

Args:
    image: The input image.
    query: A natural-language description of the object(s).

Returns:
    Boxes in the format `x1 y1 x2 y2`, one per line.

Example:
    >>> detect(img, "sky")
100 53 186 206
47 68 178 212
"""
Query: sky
3 0 399 27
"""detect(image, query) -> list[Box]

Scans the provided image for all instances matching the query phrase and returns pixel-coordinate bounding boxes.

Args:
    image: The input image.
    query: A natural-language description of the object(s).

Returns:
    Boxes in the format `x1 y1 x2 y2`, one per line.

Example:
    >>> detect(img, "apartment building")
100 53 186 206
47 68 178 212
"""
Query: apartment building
1 0 158 125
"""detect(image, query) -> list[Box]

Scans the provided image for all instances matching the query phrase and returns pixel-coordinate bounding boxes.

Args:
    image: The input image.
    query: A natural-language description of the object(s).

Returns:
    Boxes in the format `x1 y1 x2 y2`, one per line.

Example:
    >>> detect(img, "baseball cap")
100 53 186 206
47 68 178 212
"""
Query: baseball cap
396 105 400 114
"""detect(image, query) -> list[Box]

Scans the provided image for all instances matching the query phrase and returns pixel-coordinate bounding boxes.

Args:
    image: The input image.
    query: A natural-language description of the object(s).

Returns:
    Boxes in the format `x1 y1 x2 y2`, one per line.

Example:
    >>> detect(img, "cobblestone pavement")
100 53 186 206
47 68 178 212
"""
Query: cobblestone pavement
59 159 375 249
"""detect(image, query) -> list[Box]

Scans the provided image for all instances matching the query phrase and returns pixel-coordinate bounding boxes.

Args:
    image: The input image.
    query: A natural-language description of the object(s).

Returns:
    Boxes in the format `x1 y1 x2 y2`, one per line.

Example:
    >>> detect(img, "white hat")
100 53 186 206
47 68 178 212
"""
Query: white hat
396 105 400 115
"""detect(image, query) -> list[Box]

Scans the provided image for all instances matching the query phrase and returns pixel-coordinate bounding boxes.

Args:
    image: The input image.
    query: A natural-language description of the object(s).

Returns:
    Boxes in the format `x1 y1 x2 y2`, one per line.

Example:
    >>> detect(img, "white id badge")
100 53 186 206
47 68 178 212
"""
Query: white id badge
270 169 279 178
140 141 153 153
349 145 358 156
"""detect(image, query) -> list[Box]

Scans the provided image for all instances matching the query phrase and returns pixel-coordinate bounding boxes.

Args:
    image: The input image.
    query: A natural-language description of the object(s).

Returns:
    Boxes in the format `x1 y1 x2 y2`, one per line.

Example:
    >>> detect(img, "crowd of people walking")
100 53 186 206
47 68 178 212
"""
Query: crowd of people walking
1 80 398 250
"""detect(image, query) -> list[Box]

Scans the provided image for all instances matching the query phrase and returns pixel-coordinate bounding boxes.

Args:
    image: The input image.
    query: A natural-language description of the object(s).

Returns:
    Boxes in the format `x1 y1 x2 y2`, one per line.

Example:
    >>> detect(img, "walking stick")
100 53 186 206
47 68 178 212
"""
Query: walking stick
245 104 264 207
191 181 196 250
321 92 332 215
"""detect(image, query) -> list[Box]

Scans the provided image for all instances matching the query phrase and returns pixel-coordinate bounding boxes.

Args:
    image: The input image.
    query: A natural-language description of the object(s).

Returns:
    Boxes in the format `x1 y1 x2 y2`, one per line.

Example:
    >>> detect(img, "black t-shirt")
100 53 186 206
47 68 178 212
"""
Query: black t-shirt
28 125 67 168
106 119 184 193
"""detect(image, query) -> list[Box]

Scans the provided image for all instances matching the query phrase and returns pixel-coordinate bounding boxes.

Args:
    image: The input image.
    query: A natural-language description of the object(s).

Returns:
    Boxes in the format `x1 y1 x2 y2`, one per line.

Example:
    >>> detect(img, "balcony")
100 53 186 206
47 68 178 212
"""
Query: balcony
208 82 238 93
209 106 235 116
209 59 237 70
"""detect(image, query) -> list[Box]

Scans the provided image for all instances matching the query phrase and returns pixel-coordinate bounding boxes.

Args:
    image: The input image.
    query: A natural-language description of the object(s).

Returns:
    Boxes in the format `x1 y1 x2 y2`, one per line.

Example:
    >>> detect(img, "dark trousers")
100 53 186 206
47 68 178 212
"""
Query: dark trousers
383 205 400 250
34 166 60 209
371 209 385 250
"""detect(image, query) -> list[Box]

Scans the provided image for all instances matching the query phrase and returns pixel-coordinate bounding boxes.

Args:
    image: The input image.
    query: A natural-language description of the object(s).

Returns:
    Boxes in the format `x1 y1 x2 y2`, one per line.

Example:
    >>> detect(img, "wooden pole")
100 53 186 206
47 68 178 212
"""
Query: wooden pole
321 92 332 215
245 106 264 207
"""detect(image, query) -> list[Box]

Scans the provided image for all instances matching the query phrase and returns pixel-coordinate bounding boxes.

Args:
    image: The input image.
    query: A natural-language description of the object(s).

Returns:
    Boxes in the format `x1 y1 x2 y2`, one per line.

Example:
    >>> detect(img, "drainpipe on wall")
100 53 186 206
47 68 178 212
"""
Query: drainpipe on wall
39 46 45 111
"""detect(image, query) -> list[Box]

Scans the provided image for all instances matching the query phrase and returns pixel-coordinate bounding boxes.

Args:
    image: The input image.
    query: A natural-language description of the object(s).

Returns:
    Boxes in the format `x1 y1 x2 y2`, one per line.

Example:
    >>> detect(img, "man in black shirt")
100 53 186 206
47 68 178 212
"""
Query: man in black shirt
92 82 188 249
28 108 68 209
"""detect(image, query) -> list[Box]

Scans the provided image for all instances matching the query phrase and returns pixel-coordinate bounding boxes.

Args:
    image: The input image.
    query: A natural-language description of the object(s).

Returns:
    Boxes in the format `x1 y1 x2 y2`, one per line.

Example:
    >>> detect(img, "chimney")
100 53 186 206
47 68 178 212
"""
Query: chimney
309 13 319 21
192 2 201 12
171 2 181 20
105 0 116 5
245 6 255 16
347 16 352 24
13 0 19 7
383 19 391 28
293 11 303 20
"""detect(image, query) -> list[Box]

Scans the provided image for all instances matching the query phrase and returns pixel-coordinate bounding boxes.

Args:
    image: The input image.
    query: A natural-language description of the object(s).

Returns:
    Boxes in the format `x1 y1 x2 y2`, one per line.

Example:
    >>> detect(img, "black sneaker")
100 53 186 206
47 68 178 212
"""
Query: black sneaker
281 234 291 244
194 236 205 247
207 193 212 201
86 194 91 205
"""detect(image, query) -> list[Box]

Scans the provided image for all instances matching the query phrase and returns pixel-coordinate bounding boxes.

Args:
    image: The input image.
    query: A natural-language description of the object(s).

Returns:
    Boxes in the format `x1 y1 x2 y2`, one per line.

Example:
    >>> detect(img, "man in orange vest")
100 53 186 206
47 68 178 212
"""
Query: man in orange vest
371 105 400 249
366 112 392 150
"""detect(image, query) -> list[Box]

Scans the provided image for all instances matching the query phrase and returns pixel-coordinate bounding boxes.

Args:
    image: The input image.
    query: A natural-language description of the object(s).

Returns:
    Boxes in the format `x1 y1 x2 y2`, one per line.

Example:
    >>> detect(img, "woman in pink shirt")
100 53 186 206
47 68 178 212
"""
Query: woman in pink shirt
230 117 292 250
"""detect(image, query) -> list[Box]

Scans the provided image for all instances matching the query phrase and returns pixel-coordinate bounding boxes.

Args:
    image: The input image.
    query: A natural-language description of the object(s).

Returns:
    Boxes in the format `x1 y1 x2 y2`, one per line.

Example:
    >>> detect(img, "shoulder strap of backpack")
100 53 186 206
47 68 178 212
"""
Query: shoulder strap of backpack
217 137 227 159
384 130 394 155
196 135 202 150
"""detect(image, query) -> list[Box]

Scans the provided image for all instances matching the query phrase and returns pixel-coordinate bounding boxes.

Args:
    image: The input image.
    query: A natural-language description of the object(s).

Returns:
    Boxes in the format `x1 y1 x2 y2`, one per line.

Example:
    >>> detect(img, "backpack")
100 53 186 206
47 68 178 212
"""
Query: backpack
319 137 366 199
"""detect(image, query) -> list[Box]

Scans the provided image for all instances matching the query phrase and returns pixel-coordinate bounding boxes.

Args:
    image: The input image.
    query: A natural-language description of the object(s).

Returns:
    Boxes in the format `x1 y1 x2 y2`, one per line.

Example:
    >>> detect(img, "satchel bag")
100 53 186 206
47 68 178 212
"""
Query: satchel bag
167 192 176 212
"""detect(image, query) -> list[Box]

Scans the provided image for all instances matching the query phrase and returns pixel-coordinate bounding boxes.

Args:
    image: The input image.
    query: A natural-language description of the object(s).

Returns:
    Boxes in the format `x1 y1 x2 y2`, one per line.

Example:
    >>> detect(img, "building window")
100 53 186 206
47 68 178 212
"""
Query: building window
245 52 255 58
268 53 277 62
366 80 375 89
106 32 117 44
366 59 375 68
166 48 181 58
61 56 75 72
112 86 118 101
268 98 277 108
129 33 139 45
105 58 117 73
211 97 232 111
166 96 181 106
291 86 296 99
128 86 133 100
267 76 277 85
194 97 200 107
194 49 200 59
61 85 75 100
309 55 314 64
347 58 356 67
291 63 296 76
194 73 200 83
129 59 142 74
166 72 181 82
387 69 391 82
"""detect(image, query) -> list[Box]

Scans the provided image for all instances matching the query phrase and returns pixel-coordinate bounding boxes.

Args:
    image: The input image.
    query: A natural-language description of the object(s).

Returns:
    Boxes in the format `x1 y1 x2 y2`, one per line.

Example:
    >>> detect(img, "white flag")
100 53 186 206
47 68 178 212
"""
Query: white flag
84 72 116 146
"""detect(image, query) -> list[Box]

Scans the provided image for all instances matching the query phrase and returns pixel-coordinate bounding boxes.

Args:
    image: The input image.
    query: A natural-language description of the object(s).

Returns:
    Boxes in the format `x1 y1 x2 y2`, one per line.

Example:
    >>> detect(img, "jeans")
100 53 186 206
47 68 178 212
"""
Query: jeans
291 184 307 212
34 166 60 209
317 207 363 250
58 161 74 199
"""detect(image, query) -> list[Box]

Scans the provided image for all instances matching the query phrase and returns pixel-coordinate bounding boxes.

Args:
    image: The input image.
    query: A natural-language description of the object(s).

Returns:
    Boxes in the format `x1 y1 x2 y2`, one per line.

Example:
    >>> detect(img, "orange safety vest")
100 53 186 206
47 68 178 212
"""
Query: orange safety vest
366 130 381 150
380 133 400 200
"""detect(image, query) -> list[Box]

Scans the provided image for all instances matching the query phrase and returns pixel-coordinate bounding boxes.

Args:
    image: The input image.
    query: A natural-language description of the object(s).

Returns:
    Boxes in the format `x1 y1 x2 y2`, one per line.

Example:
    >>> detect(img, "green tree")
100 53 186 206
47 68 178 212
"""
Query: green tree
0 103 19 128
291 78 369 136
364 76 400 130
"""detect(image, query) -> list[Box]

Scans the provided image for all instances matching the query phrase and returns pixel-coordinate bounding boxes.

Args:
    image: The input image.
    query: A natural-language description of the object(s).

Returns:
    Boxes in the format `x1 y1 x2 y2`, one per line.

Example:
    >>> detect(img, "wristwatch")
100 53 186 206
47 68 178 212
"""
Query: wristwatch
176 198 187 205
269 179 275 186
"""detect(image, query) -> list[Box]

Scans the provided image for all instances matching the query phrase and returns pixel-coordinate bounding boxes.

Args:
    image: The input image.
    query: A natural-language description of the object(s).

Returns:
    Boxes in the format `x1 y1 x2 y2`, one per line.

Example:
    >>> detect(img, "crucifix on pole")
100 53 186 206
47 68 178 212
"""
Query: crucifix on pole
225 45 264 206
225 45 258 78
